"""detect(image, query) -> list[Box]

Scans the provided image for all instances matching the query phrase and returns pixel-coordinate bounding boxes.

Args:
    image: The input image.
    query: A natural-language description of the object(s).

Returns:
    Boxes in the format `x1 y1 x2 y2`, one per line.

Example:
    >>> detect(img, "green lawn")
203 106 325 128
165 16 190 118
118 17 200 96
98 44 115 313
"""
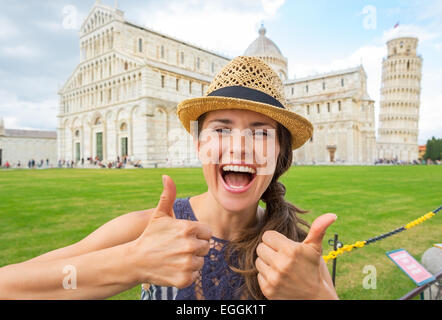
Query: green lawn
0 165 441 300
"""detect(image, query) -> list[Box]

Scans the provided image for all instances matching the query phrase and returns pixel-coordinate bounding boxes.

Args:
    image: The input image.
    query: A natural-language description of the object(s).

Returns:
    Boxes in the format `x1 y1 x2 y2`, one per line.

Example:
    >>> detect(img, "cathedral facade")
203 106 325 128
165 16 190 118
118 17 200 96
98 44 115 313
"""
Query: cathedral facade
58 2 229 167
57 2 418 167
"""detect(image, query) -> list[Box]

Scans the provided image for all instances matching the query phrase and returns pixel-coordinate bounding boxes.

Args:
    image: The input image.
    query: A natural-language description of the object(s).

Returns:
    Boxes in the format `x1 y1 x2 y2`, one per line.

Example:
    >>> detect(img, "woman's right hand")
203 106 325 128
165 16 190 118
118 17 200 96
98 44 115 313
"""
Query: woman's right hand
130 175 212 288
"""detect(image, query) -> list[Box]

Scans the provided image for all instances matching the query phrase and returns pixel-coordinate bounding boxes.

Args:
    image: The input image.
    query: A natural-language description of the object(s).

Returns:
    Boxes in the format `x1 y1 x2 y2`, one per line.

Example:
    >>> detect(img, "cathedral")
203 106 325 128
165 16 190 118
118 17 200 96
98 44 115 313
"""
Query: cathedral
56 1 421 167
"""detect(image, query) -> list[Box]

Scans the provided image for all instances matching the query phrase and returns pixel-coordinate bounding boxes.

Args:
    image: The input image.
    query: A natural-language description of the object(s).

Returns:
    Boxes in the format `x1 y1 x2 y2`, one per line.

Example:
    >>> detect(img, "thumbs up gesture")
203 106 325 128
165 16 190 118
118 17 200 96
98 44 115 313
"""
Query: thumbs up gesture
256 214 338 299
132 175 212 288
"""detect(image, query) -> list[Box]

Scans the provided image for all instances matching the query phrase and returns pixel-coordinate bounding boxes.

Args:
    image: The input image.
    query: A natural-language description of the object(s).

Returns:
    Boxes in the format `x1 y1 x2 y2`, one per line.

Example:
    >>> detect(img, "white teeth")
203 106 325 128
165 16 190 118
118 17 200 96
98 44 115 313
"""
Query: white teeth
222 165 256 174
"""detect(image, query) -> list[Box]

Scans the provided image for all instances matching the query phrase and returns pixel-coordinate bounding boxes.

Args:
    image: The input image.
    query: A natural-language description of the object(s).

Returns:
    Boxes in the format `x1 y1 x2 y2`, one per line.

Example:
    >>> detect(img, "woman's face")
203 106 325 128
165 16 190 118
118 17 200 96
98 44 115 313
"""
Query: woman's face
197 109 280 213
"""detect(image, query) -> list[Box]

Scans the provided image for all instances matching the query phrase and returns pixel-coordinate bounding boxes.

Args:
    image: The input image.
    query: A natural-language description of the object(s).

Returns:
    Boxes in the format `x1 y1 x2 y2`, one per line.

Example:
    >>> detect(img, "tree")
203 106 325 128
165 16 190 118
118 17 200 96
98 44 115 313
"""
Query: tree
424 137 442 161
424 137 433 160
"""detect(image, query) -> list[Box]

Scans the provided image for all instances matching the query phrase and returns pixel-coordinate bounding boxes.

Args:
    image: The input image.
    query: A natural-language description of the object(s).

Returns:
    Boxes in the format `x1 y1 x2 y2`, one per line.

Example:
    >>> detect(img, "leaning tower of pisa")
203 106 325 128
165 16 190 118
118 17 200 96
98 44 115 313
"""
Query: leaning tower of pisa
377 37 423 163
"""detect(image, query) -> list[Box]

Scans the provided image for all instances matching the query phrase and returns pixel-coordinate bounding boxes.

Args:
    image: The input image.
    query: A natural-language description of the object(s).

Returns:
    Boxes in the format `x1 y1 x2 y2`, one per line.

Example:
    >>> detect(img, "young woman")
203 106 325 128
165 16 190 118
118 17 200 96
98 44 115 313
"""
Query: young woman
0 56 338 300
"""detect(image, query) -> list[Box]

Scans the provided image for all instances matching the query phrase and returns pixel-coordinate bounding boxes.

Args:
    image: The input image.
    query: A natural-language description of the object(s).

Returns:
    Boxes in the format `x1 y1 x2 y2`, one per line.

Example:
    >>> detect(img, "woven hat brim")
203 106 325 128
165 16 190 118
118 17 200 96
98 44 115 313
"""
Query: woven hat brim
177 96 313 150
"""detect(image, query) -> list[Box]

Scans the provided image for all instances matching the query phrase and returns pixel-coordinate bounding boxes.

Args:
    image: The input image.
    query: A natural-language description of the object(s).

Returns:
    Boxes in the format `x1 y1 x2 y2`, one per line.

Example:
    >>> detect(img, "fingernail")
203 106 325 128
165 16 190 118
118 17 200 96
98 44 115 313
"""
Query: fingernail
162 175 166 187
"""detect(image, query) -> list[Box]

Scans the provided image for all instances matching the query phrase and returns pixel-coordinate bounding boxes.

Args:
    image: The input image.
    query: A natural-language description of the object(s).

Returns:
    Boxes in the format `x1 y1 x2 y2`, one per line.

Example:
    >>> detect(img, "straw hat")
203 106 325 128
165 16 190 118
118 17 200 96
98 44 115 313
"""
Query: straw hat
177 56 313 150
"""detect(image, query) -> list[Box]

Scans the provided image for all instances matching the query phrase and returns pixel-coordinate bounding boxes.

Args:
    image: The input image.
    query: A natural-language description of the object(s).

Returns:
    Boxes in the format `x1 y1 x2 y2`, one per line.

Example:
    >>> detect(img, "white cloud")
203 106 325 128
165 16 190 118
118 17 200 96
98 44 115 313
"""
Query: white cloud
0 16 19 39
418 68 442 143
383 6 402 17
382 24 440 43
0 90 57 131
1 45 42 59
34 20 65 33
434 43 442 51
2 116 33 130
332 46 385 98
29 4 88 33
262 0 285 16
415 0 442 23
132 0 285 57
419 94 442 144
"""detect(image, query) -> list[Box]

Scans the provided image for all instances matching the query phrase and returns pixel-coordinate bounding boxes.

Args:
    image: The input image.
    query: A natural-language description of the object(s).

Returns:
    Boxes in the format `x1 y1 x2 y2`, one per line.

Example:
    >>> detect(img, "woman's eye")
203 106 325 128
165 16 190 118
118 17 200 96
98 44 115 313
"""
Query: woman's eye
254 129 269 137
214 128 231 135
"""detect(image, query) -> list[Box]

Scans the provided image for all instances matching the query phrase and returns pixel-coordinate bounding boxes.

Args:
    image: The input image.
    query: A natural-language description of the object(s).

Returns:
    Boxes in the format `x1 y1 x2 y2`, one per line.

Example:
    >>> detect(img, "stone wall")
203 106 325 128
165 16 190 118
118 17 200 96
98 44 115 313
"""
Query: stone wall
0 136 57 167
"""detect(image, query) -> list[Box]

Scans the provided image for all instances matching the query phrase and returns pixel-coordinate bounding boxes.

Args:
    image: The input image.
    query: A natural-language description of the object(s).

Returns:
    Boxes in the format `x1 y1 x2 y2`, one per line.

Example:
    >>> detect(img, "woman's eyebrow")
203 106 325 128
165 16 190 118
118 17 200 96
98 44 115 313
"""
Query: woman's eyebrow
250 121 276 128
207 119 233 125
207 119 276 128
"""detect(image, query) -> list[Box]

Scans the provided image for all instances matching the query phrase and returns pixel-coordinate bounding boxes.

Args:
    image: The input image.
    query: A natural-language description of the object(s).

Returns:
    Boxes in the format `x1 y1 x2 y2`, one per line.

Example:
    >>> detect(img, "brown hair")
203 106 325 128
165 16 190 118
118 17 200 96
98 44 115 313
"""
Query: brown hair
198 114 310 300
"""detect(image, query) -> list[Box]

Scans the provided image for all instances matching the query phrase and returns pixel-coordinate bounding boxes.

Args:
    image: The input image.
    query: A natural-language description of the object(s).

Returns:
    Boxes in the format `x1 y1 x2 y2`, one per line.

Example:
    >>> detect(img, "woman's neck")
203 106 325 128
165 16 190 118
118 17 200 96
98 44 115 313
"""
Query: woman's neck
189 192 259 241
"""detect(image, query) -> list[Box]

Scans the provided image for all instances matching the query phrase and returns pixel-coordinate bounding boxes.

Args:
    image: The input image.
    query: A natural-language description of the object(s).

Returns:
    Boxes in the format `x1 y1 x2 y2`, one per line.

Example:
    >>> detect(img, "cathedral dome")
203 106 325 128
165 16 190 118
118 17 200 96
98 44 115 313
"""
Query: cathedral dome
244 25 284 58
244 25 288 80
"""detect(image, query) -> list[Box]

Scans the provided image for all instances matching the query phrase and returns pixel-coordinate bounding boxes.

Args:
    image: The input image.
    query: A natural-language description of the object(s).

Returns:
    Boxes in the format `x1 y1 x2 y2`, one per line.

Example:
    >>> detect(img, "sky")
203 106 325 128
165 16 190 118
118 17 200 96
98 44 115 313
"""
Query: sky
0 0 441 145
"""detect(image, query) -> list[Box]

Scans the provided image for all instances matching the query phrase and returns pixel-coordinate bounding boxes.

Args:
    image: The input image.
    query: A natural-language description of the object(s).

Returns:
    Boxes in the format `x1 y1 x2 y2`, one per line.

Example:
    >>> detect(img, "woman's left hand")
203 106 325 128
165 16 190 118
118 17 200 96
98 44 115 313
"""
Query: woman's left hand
256 213 339 300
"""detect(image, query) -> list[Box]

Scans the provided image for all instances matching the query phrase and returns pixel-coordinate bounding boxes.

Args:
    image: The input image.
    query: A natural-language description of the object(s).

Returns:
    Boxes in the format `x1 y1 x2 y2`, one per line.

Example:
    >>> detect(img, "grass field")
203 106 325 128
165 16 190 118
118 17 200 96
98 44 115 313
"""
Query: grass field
0 165 441 300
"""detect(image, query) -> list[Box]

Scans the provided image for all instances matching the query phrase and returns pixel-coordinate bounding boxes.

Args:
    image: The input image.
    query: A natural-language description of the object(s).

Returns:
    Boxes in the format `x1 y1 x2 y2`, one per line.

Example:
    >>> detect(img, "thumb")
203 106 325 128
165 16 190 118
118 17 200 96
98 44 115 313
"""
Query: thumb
303 213 337 254
153 175 177 218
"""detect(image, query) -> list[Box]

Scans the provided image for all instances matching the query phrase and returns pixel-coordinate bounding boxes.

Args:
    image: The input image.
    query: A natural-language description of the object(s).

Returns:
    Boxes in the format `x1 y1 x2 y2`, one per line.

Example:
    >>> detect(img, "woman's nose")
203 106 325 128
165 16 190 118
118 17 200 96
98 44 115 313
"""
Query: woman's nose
227 129 253 163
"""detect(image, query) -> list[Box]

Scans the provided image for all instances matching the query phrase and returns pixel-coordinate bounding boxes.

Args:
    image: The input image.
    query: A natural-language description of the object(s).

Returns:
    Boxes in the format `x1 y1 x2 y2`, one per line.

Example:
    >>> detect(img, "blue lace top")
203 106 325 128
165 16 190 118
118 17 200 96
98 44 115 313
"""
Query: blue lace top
140 197 247 300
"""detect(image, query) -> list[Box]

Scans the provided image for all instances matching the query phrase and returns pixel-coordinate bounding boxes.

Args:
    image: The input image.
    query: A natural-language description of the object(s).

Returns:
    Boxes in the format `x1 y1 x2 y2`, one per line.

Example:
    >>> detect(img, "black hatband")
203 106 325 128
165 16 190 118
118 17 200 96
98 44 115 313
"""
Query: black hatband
207 86 285 109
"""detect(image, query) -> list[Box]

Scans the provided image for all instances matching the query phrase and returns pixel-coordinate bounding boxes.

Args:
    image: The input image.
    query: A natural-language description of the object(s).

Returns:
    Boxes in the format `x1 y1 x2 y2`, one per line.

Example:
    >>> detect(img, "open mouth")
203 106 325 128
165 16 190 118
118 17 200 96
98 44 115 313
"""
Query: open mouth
219 164 257 193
